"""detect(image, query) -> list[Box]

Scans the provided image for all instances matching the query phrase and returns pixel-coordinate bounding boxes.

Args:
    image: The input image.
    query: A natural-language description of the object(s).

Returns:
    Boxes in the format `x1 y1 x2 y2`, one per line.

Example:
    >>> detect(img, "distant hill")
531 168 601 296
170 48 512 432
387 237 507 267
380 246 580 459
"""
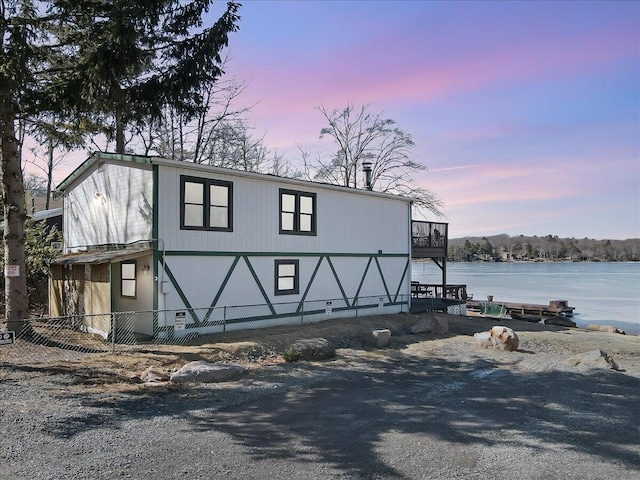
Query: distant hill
447 234 640 262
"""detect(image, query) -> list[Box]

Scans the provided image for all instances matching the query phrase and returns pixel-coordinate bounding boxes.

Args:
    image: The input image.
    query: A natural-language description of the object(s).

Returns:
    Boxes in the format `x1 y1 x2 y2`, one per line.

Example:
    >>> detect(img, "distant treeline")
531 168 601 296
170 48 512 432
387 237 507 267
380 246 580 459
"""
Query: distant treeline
447 234 640 262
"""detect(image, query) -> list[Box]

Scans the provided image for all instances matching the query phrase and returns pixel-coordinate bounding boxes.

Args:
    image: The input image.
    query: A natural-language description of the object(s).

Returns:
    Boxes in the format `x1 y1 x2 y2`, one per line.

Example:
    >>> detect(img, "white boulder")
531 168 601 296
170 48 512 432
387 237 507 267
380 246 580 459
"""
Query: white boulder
170 361 245 383
587 324 626 335
474 326 519 352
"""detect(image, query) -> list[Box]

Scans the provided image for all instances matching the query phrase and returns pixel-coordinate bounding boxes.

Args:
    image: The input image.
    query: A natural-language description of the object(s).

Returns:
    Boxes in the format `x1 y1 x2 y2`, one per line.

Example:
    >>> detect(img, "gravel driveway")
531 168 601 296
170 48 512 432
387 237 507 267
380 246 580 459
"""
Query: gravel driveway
2 315 639 479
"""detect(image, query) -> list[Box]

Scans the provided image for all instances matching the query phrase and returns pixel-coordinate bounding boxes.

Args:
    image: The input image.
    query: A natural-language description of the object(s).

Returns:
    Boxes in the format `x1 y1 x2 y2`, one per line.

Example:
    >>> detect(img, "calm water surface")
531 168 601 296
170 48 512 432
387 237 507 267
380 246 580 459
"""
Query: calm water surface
412 261 640 334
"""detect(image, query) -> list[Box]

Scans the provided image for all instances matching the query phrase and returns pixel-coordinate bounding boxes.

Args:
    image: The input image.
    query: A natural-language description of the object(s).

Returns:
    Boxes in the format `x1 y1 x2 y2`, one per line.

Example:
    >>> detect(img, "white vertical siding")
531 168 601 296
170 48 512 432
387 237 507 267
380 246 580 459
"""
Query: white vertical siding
64 162 153 252
160 254 409 311
156 165 409 255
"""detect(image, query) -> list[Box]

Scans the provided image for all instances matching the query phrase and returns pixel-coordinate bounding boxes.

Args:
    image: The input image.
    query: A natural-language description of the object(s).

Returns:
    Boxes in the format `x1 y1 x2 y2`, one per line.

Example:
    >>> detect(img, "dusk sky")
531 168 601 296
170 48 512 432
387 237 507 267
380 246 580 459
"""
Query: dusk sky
45 1 639 240
212 0 639 240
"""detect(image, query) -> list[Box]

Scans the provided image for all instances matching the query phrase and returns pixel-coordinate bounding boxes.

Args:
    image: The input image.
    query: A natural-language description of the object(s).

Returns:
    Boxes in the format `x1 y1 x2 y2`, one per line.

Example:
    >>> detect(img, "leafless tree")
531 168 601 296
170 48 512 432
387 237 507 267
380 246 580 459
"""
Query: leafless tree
308 102 443 216
132 66 255 164
23 142 69 210
270 149 303 179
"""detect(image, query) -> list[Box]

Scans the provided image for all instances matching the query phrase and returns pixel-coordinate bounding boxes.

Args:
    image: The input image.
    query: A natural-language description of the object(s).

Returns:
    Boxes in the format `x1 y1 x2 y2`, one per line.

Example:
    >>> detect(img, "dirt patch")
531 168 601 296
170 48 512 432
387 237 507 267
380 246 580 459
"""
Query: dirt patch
2 312 639 393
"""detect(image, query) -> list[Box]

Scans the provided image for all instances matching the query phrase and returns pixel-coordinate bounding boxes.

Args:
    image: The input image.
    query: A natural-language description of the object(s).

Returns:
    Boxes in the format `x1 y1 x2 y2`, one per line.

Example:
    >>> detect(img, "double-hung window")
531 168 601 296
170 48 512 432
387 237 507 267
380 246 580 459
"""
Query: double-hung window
279 189 316 235
181 176 233 231
275 259 299 295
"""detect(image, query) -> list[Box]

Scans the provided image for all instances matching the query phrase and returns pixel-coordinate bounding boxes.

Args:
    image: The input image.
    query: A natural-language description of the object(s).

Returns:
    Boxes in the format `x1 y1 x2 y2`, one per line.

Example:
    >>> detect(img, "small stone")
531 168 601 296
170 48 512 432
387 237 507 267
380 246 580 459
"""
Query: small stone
361 329 391 348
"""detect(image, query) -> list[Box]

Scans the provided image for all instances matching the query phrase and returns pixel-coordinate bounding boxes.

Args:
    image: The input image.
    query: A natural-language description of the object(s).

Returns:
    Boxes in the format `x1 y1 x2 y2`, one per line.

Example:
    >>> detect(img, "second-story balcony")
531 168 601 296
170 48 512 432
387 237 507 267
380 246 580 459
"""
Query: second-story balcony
412 221 448 259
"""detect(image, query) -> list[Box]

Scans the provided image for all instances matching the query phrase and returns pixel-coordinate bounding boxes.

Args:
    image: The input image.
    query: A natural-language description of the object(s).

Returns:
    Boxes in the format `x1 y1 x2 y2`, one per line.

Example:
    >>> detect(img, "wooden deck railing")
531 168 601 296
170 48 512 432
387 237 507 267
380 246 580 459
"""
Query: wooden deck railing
412 221 448 258
411 282 470 300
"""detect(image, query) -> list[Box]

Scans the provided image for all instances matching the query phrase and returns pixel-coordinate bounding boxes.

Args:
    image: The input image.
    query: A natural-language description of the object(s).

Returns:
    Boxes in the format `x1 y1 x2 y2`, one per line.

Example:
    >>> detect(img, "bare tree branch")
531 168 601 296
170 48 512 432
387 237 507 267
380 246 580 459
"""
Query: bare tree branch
308 102 443 216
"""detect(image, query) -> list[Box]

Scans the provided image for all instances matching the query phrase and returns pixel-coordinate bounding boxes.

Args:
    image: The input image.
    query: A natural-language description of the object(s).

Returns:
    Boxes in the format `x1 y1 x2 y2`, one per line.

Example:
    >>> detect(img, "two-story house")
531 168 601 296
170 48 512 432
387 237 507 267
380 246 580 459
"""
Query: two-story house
49 153 414 339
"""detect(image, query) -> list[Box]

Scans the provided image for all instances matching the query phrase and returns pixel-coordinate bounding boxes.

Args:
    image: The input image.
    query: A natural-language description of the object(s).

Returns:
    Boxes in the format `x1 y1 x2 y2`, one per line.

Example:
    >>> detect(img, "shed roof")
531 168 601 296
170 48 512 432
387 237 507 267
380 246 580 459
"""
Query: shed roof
51 245 152 265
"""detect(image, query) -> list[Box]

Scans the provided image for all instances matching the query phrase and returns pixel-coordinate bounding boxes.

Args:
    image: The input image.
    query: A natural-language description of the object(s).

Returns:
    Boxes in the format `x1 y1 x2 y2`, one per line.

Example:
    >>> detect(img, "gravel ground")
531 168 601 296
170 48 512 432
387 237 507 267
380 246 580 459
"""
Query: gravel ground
1 313 639 479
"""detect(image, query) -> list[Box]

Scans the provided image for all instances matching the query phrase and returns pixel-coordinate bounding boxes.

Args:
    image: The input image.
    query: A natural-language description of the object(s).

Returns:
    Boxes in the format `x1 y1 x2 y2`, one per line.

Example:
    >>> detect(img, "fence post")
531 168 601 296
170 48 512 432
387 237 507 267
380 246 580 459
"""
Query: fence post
111 313 116 353
301 300 304 325
223 306 227 332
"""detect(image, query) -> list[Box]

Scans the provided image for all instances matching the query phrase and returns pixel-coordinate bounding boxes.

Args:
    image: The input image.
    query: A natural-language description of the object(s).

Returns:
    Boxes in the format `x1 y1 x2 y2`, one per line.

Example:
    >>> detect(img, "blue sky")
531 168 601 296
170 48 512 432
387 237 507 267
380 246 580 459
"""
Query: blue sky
215 0 639 239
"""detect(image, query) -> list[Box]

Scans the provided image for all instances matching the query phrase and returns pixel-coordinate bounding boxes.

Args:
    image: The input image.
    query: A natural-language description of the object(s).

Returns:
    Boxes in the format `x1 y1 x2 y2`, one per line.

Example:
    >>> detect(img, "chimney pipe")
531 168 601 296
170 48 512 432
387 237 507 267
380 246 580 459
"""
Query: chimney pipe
362 161 372 190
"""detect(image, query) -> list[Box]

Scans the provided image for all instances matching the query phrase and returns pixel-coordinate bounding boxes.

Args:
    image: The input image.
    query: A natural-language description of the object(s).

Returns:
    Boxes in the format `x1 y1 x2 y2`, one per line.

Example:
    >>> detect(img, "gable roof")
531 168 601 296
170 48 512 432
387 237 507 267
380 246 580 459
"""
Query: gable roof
56 152 152 192
57 152 413 204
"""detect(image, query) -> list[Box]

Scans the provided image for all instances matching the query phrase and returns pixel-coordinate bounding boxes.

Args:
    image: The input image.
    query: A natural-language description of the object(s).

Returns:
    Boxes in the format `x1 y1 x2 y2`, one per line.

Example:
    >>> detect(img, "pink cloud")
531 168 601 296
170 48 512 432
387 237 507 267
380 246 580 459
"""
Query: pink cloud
416 154 637 213
229 16 638 119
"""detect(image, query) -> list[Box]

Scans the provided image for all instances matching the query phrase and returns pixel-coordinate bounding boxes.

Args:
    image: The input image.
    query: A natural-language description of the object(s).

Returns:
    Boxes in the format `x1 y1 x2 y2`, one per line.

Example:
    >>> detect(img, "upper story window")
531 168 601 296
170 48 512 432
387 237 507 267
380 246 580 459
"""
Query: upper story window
279 189 316 235
181 176 233 231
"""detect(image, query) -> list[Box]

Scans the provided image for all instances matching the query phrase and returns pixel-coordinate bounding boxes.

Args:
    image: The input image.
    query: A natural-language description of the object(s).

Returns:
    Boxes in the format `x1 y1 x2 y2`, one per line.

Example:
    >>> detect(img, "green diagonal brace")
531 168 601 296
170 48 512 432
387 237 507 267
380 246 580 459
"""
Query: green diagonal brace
243 256 276 316
162 261 201 325
296 256 324 313
374 257 392 303
202 255 241 323
353 256 373 303
326 256 350 307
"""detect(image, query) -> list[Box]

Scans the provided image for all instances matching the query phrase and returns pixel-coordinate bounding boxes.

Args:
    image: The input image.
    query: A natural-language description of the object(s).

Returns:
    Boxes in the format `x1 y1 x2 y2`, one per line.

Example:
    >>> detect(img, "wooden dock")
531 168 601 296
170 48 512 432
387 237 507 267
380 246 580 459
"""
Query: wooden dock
466 299 575 318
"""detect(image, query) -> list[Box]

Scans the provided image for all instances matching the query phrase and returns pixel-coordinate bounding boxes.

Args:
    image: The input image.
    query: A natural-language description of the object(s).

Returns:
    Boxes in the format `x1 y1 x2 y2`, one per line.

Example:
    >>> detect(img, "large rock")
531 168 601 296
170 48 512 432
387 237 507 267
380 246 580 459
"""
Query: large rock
543 316 576 327
407 313 449 334
361 329 392 348
170 361 245 383
287 338 336 361
566 350 619 370
474 326 519 352
587 324 626 335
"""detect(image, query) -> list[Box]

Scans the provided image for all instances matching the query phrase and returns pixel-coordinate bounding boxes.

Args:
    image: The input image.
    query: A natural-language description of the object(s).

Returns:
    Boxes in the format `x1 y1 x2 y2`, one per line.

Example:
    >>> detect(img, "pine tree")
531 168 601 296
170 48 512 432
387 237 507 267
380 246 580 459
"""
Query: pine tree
0 0 241 329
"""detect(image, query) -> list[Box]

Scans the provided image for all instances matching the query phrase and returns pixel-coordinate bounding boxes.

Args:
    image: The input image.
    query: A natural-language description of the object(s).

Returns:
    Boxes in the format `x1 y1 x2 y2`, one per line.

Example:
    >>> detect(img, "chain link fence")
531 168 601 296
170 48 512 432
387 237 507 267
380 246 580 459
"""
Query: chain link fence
0 294 469 366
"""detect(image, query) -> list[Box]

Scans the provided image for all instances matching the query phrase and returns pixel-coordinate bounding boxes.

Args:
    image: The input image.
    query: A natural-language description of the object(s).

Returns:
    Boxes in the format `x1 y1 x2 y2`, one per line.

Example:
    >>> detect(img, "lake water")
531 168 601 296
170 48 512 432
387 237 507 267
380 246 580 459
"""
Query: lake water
412 261 640 335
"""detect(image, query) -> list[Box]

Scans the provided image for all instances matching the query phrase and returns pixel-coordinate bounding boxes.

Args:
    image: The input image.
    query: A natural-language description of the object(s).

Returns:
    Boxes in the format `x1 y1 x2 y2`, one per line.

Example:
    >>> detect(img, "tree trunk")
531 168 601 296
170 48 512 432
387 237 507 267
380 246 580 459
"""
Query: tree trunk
0 95 29 331
115 120 125 154
45 141 54 210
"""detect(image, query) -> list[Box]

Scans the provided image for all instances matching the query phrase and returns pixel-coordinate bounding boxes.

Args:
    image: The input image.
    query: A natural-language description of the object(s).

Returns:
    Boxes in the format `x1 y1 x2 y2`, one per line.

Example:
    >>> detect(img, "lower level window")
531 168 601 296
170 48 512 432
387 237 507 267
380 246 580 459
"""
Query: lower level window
275 259 299 295
121 261 136 298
